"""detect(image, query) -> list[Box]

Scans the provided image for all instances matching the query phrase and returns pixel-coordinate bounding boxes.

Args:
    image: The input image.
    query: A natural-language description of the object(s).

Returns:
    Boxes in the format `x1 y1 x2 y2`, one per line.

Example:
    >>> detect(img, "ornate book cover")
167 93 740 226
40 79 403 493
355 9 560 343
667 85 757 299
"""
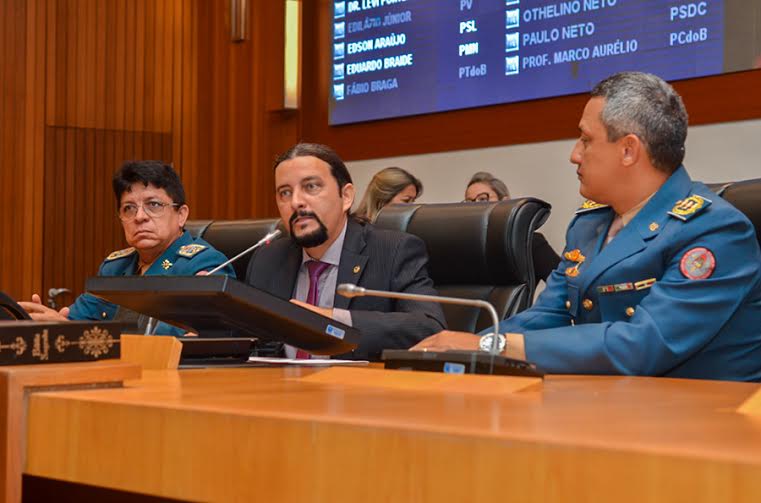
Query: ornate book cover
0 321 123 364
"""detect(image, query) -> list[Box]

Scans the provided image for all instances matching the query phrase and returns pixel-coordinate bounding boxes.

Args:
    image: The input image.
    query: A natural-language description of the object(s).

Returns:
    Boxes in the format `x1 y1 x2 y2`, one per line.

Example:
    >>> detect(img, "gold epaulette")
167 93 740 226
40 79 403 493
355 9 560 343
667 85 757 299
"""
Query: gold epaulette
668 195 712 221
177 243 207 258
105 247 136 261
575 200 610 214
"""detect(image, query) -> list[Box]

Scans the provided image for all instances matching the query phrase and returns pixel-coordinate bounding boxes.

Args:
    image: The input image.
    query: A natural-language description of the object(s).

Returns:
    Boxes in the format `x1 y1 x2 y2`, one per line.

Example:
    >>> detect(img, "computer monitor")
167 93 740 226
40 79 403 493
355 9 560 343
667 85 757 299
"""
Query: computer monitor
86 276 360 356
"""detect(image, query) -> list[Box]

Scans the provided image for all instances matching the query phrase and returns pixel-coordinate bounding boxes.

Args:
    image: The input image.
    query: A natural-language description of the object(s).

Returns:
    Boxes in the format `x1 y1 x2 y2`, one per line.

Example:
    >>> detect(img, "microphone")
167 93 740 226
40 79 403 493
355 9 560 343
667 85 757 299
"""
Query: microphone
144 228 282 335
336 283 503 355
205 228 282 275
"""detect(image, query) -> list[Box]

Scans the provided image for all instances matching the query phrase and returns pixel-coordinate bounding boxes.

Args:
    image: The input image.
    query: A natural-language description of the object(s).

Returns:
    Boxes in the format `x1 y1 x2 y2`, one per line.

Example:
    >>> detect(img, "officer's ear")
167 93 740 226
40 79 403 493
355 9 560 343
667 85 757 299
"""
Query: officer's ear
177 204 189 229
620 133 641 167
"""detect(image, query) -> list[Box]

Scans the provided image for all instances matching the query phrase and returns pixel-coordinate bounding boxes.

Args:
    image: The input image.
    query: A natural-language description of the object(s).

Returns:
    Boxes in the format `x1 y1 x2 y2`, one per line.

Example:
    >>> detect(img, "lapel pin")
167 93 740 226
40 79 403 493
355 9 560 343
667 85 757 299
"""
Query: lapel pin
353 265 361 274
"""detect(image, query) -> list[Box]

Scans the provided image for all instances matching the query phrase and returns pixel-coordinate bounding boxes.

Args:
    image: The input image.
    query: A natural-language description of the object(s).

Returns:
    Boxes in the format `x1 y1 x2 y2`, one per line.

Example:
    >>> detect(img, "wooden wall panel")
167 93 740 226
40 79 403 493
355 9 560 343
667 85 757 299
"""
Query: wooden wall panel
300 0 761 161
179 0 299 222
42 128 171 301
0 0 45 301
2 0 298 302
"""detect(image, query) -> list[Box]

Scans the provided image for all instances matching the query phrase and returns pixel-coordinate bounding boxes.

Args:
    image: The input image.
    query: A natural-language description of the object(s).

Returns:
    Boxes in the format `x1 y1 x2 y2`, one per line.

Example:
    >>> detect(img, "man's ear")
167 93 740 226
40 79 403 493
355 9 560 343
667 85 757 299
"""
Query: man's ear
621 133 641 167
341 183 355 213
177 204 190 228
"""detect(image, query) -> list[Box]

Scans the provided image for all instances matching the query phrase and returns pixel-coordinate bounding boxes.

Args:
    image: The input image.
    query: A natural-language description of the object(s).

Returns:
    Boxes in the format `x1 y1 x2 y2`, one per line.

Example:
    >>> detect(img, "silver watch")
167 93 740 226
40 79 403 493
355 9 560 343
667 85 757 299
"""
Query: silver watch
479 333 506 353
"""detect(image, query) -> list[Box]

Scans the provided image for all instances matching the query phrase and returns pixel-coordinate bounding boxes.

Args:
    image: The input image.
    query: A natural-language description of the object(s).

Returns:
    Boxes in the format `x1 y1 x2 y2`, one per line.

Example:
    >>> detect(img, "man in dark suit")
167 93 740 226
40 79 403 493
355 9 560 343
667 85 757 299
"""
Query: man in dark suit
246 143 446 360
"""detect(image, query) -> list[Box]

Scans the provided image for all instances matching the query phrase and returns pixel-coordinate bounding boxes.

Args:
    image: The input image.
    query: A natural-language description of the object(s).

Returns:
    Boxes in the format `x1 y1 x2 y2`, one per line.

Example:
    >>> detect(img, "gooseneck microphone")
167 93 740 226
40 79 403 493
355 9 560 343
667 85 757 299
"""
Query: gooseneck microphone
205 228 282 276
336 283 503 355
144 228 283 335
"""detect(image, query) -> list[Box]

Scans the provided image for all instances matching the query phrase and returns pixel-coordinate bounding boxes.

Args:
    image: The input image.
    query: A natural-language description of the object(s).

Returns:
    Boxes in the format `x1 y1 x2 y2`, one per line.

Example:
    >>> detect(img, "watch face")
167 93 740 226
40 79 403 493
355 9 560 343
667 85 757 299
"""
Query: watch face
480 334 504 352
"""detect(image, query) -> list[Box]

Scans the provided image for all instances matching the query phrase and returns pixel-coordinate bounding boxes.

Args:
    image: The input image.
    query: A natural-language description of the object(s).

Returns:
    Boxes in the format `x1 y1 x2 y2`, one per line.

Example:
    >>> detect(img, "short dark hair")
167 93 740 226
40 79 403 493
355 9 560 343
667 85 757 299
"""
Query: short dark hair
112 161 186 208
274 143 353 190
591 72 688 174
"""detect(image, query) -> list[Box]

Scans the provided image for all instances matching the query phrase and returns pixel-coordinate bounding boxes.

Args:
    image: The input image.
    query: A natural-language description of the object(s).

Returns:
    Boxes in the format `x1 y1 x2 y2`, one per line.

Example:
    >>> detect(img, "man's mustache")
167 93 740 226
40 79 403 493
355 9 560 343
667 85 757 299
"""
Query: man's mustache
290 210 319 227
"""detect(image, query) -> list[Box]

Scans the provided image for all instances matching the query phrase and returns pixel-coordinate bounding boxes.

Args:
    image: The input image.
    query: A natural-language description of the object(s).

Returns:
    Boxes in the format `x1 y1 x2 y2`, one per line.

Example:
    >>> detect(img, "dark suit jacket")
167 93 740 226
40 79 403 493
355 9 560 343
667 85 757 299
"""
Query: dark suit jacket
532 232 561 282
246 219 447 360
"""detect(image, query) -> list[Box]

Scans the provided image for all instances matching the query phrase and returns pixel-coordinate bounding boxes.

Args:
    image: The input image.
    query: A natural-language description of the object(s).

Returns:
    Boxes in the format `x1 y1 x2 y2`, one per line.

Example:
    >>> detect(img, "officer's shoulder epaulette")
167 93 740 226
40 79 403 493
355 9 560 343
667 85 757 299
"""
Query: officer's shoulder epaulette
575 200 610 214
667 194 712 222
177 243 208 258
105 247 136 261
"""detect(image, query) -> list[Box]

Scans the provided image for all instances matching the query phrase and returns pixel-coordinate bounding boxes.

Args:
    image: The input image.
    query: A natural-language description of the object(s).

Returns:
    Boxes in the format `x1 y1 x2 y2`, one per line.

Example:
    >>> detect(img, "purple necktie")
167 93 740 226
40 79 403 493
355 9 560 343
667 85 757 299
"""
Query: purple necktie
296 260 331 359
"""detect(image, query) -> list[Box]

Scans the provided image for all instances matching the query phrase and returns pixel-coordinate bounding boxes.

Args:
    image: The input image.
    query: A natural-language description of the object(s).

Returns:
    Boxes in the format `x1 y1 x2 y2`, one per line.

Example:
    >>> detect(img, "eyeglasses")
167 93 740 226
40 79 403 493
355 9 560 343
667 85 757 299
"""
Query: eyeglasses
118 200 181 221
463 192 492 203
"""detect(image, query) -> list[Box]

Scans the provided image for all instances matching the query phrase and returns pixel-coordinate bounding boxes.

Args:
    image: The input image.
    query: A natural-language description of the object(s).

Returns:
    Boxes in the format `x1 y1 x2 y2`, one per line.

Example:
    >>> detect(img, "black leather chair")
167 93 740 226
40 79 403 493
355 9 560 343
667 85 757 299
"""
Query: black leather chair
185 218 281 280
374 198 552 333
709 178 761 248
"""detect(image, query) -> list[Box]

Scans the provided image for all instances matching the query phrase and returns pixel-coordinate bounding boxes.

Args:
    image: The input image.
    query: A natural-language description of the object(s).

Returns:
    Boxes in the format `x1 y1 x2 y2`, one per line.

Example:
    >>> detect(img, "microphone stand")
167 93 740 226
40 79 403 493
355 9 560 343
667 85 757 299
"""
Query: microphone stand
143 228 282 335
337 283 503 374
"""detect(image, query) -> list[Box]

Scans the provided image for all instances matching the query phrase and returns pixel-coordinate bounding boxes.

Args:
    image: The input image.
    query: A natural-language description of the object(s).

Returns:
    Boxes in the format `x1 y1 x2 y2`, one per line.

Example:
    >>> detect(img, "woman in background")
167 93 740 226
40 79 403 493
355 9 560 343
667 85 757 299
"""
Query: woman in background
355 167 423 222
464 172 561 283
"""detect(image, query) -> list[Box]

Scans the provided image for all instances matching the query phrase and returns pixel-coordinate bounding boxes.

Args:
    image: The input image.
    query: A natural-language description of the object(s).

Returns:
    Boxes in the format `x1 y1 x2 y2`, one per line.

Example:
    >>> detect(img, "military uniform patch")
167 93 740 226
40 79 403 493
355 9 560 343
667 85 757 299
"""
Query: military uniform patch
680 247 716 280
575 200 610 214
668 195 712 221
178 244 207 258
105 247 136 261
564 249 585 278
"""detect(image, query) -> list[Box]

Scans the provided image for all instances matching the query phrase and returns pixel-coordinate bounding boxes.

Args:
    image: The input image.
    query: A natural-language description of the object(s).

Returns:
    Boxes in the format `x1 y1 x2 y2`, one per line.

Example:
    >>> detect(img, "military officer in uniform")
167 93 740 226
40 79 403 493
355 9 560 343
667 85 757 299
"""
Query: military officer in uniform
412 72 761 381
20 161 235 334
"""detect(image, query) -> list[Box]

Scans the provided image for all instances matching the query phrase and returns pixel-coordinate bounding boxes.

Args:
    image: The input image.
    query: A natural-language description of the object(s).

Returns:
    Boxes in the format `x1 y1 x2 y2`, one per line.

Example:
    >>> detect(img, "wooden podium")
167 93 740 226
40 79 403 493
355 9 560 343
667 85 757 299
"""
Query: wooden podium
18 367 761 502
0 361 140 503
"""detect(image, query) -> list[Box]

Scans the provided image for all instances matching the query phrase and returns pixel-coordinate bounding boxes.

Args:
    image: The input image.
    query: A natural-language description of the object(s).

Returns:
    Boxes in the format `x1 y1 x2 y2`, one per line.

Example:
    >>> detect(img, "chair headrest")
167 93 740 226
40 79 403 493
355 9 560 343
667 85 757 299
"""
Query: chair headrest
188 219 283 279
374 198 551 286
719 178 761 248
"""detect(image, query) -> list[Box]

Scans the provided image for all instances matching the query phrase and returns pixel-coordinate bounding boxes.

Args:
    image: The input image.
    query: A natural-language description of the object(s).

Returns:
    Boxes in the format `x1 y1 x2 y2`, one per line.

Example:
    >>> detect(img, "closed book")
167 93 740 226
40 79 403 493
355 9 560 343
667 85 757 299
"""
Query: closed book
0 321 124 365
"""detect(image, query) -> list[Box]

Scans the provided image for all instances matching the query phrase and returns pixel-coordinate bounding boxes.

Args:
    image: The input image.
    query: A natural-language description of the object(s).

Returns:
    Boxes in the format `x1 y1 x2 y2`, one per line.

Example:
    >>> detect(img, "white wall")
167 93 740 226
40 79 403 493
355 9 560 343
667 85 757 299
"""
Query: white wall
347 118 761 252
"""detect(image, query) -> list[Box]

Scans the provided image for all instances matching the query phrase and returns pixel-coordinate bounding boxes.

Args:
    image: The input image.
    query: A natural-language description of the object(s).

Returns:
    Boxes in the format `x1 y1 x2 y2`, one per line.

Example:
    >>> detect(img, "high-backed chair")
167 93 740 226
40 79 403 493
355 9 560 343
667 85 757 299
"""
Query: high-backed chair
185 219 281 280
374 198 552 333
713 178 761 248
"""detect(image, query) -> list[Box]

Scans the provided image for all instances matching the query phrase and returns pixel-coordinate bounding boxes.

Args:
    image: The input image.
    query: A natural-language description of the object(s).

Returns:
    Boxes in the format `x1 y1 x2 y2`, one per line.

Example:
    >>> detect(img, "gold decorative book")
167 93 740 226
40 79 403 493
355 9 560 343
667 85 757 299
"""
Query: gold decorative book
0 321 123 364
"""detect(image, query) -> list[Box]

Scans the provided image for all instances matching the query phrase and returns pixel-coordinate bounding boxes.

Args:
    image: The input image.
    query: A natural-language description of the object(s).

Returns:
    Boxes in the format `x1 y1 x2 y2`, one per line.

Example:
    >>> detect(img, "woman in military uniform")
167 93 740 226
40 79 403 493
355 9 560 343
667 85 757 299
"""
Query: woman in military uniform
20 161 235 334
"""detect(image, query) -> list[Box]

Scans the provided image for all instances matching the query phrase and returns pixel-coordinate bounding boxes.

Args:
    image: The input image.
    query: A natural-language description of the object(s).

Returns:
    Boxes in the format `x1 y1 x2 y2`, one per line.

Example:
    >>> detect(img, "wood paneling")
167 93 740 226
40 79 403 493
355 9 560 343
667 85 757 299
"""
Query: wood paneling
42 127 171 302
300 1 761 161
1 0 298 301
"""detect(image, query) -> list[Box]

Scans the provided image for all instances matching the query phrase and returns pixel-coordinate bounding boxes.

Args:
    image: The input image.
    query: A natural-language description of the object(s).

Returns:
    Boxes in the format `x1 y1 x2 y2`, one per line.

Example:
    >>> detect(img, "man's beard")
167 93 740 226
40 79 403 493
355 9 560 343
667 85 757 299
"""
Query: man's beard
289 210 329 248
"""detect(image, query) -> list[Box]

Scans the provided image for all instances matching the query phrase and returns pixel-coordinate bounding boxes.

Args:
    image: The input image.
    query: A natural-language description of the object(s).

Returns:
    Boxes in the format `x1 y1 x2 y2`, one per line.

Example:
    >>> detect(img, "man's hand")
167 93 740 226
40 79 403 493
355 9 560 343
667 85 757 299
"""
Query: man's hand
290 299 334 319
410 330 481 352
17 294 70 321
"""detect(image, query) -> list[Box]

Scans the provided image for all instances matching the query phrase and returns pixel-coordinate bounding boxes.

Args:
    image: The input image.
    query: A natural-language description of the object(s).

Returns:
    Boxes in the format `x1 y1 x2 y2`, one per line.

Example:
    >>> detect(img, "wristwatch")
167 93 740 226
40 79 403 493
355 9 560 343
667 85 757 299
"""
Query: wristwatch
479 333 506 353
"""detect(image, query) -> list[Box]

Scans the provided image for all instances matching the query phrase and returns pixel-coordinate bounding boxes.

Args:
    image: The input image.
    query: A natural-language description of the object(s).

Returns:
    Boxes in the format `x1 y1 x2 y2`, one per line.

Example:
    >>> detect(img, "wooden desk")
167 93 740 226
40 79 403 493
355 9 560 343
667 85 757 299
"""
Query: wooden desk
22 367 761 502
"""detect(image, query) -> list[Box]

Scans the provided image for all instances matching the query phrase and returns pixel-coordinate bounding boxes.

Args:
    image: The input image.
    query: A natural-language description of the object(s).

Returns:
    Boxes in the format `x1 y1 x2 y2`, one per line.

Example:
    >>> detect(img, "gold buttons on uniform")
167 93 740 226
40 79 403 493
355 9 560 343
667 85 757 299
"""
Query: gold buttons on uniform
625 307 635 317
649 222 659 232
582 299 594 311
565 300 571 310
101 312 108 319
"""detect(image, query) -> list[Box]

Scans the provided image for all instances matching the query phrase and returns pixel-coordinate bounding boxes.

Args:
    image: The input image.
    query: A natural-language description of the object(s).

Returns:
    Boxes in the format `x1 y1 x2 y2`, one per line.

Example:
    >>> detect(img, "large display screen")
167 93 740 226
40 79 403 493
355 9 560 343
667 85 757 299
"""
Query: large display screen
328 0 761 125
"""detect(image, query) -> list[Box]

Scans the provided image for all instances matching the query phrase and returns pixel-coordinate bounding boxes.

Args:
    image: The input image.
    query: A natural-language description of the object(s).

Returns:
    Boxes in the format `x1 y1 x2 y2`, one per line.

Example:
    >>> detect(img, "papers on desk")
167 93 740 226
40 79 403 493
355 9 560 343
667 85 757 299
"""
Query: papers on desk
248 357 369 366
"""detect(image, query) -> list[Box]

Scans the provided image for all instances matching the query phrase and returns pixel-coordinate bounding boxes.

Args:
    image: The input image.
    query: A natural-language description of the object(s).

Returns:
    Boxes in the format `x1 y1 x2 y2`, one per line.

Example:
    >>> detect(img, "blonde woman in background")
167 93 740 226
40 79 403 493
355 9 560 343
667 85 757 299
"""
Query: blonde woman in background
355 167 423 222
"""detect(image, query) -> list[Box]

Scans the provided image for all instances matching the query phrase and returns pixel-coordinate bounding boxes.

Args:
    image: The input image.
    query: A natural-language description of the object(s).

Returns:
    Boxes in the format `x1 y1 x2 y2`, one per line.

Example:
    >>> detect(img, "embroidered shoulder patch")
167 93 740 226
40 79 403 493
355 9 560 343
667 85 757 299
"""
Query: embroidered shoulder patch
178 243 207 258
679 247 716 280
668 195 712 221
575 200 610 214
105 247 136 261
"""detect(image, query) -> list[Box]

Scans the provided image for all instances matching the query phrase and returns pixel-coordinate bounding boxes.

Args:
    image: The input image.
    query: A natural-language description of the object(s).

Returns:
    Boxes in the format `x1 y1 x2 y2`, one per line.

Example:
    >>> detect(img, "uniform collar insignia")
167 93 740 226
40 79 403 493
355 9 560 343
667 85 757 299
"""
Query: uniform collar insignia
575 200 610 214
178 243 207 258
105 247 136 261
668 194 712 221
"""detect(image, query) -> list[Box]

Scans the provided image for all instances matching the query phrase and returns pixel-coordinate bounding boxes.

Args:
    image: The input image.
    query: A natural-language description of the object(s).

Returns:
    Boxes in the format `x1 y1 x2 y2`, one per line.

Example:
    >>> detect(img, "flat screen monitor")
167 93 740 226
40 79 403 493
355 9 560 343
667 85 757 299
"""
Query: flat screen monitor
86 276 360 356
329 0 761 124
